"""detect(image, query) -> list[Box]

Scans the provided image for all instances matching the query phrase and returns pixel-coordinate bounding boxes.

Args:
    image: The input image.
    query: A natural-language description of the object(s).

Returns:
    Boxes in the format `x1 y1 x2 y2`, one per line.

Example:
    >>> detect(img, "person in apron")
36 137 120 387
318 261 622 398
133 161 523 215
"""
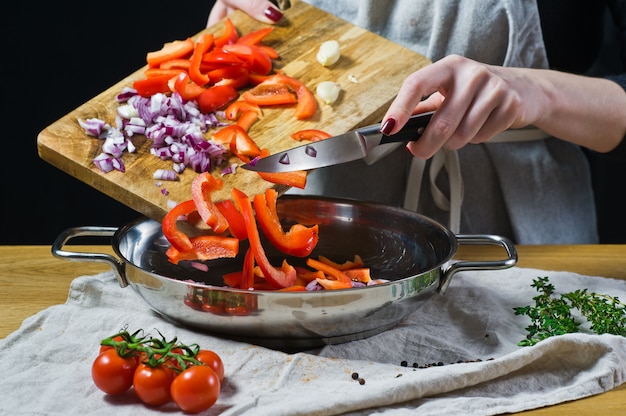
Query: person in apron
207 0 626 244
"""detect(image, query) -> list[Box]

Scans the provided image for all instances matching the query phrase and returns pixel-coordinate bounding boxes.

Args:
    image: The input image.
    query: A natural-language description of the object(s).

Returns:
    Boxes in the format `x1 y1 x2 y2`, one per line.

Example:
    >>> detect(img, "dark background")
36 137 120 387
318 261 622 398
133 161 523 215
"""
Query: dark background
2 2 625 244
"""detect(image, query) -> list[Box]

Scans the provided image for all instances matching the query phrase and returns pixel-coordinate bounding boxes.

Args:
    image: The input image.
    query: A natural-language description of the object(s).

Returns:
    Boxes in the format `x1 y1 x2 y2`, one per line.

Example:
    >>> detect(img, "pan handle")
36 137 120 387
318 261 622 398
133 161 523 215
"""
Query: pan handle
439 234 518 294
51 226 128 288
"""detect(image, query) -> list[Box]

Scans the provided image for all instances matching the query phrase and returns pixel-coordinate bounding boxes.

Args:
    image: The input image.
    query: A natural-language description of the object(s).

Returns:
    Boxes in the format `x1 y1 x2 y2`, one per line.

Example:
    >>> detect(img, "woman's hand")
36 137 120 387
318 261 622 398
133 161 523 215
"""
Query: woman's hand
381 54 626 157
207 0 283 27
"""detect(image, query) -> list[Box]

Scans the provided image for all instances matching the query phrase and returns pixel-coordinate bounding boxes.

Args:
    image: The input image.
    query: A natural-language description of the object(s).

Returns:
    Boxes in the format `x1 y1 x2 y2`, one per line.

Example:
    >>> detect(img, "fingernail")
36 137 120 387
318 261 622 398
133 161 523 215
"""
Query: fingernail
380 117 396 135
264 6 283 22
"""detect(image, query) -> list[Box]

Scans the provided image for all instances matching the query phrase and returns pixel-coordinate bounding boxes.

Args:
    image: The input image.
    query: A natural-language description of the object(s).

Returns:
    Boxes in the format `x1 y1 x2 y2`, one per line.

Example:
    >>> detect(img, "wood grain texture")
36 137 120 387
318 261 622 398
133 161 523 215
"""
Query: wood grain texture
37 0 430 222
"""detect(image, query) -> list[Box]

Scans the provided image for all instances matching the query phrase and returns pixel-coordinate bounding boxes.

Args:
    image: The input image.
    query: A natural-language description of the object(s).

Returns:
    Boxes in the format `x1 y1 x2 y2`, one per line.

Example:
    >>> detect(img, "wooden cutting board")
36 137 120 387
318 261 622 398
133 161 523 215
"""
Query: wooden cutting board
37 0 430 222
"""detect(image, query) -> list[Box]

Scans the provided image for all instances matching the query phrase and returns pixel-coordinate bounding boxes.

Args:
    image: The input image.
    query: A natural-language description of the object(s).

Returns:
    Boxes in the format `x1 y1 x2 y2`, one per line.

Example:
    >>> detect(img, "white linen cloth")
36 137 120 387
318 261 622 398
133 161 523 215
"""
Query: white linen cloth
1 266 625 415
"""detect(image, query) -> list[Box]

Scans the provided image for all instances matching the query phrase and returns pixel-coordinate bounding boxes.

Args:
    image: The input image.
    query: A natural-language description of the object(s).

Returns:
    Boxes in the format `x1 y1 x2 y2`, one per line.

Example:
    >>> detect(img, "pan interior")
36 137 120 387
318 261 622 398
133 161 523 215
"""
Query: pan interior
114 196 457 287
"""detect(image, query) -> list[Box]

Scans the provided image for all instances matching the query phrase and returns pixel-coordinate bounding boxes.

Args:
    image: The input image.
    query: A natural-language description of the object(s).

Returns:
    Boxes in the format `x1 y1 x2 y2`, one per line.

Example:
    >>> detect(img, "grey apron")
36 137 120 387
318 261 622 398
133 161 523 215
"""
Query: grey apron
287 0 597 244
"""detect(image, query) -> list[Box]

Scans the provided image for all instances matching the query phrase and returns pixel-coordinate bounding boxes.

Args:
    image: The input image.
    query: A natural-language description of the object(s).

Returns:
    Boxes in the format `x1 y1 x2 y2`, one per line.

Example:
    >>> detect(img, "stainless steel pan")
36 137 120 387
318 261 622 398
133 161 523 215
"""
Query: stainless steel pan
52 196 517 350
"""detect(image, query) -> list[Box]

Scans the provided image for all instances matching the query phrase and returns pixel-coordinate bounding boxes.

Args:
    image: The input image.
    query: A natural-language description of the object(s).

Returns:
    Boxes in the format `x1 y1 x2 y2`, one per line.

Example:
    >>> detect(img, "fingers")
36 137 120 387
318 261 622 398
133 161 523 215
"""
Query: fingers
382 55 525 159
207 0 284 27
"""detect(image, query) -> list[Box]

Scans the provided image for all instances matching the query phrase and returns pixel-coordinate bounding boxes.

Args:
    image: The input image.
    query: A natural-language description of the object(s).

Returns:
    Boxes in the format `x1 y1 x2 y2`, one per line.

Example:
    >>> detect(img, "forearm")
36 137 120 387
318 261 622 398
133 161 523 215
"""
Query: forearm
529 69 626 153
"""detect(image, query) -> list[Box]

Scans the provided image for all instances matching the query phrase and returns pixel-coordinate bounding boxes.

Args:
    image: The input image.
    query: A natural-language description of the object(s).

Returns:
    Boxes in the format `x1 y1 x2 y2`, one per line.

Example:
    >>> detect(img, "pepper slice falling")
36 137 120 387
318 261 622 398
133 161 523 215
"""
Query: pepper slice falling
232 188 297 289
253 188 318 257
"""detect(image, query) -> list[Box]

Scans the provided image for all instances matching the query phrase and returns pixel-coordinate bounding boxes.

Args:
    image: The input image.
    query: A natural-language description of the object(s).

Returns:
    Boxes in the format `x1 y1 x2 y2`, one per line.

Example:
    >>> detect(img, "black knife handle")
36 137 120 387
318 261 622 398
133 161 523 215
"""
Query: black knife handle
378 111 434 144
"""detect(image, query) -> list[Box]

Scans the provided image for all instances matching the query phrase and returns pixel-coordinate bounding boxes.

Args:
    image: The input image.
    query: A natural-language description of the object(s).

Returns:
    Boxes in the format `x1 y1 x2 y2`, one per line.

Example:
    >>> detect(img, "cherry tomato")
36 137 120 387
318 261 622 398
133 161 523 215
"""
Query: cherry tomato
133 363 175 406
170 365 221 413
195 350 225 381
91 349 138 395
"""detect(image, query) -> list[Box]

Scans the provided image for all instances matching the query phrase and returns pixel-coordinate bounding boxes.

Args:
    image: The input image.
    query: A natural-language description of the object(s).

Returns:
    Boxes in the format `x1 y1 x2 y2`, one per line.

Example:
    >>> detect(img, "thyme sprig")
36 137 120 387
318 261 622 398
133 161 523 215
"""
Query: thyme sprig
513 276 626 346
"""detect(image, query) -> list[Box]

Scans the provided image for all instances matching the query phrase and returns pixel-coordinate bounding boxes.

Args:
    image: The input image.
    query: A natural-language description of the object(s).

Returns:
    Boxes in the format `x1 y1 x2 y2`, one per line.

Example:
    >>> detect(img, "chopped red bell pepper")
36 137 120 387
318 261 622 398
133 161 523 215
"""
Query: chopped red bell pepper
253 188 318 257
189 32 214 87
231 188 297 289
255 149 307 188
274 74 317 120
291 129 332 142
133 74 175 97
227 125 261 162
236 27 274 46
222 43 273 75
224 101 263 120
165 235 239 265
173 72 206 100
240 247 255 289
214 18 239 48
235 110 259 132
144 68 186 79
306 257 352 289
161 199 197 252
146 37 194 68
191 172 229 233
318 254 365 270
215 199 248 240
241 81 297 106
196 85 239 113
344 268 371 283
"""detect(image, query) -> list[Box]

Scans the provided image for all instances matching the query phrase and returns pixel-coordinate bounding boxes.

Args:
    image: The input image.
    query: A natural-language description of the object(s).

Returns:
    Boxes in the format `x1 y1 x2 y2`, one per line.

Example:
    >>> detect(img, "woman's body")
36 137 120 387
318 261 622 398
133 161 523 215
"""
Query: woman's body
208 0 626 244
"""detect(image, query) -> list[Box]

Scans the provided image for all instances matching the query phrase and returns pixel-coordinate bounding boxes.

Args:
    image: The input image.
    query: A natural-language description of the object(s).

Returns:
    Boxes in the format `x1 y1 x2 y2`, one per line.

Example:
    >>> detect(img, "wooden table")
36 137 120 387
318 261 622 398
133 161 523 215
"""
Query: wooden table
1 244 625 414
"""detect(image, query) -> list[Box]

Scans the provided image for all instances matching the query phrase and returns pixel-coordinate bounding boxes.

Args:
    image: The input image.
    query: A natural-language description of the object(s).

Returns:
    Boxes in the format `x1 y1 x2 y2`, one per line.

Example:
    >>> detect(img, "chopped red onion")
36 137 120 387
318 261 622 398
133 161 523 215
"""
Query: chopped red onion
153 169 179 181
190 261 209 272
79 88 230 175
279 153 290 165
305 145 317 157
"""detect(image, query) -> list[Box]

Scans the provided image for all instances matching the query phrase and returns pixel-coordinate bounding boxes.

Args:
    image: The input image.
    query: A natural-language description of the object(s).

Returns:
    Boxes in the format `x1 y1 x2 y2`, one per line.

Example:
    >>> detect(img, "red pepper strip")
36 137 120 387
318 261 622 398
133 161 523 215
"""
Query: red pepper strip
196 84 239 114
147 37 194 68
214 18 239 48
225 101 263 120
223 271 241 288
160 58 191 71
277 285 308 292
189 33 214 87
236 27 274 46
232 188 297 289
255 149 307 188
207 66 248 86
241 82 297 106
253 188 319 257
161 199 197 252
228 125 261 162
306 257 352 289
296 269 325 283
144 68 186 79
344 268 371 283
290 129 332 142
132 74 175 97
240 247 255 289
222 44 272 75
173 72 206 100
247 73 273 85
236 110 259 132
191 172 229 233
274 74 317 120
215 199 248 240
214 69 250 89
165 235 239 265
257 45 279 59
317 254 365 270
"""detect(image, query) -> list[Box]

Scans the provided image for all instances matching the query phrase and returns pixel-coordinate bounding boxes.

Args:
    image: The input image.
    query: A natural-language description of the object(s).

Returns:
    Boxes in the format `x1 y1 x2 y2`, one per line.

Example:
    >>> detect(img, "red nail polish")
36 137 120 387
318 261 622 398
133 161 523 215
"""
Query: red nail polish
264 6 283 22
380 118 396 135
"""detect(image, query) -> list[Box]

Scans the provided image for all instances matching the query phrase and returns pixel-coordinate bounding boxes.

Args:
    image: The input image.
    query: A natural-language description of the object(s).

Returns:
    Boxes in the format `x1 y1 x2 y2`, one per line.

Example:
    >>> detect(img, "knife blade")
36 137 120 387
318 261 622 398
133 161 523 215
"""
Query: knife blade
241 111 434 173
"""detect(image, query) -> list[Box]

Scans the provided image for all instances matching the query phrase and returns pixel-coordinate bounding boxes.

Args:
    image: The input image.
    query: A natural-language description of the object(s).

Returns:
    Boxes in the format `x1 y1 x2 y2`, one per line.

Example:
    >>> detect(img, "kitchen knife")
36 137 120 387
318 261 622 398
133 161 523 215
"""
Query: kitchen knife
241 111 434 173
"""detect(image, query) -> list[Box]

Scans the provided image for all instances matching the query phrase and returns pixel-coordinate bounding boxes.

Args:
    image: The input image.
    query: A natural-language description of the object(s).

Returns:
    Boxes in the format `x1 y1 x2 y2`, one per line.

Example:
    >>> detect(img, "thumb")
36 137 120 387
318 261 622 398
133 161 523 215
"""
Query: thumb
207 0 284 27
